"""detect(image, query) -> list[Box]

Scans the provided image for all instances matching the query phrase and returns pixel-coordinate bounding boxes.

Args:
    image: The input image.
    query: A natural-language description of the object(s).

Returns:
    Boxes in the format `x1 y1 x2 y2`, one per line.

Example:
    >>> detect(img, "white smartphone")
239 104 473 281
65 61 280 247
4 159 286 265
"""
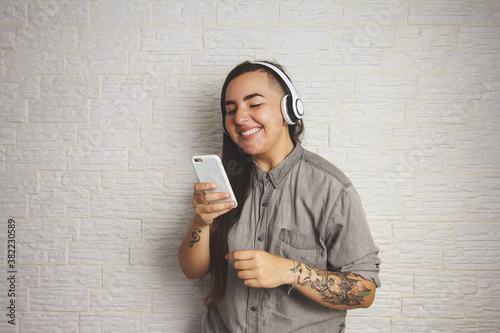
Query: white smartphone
192 155 237 208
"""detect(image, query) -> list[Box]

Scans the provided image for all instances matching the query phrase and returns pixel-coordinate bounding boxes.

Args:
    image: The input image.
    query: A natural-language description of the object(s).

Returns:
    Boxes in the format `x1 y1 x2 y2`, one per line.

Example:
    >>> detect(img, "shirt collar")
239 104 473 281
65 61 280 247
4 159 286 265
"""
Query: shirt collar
252 143 304 189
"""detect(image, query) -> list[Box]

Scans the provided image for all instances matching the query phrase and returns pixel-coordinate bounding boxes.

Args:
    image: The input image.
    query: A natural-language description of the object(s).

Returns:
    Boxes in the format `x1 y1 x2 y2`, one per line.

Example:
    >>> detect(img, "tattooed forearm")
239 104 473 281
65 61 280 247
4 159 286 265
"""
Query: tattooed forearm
291 263 372 307
188 228 202 247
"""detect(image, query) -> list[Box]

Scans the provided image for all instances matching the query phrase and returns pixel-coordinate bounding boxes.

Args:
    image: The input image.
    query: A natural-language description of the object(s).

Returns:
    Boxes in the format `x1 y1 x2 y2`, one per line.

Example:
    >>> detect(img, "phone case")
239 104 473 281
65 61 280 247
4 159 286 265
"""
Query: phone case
192 155 238 207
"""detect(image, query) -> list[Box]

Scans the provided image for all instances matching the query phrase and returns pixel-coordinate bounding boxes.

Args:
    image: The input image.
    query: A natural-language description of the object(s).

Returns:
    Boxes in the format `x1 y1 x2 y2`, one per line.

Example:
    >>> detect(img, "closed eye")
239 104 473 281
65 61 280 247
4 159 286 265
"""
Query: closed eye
250 104 261 108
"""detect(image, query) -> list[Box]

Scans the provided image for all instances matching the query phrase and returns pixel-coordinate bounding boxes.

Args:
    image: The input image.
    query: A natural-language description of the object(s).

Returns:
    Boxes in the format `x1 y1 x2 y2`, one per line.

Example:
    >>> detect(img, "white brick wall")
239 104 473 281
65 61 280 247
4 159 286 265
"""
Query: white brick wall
0 0 499 332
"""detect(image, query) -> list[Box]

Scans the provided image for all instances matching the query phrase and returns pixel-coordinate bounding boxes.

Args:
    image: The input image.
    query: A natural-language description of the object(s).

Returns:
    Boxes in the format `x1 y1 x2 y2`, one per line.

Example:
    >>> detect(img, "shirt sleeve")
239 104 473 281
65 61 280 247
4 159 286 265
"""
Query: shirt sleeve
326 184 382 287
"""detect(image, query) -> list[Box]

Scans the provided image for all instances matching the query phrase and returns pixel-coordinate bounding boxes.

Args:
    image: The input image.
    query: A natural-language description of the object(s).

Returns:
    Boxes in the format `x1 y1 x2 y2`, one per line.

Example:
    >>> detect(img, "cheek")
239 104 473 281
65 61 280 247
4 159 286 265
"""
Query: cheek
226 120 238 139
225 117 232 130
256 107 283 127
225 116 241 131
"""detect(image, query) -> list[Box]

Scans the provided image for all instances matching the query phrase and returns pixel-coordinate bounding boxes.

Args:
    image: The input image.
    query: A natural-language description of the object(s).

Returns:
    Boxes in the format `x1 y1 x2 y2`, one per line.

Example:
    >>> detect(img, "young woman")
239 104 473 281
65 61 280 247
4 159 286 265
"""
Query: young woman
178 61 381 332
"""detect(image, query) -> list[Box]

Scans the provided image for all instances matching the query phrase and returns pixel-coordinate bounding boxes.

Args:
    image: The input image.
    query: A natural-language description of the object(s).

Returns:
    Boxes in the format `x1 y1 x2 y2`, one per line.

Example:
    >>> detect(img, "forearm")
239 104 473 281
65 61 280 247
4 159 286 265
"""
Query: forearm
178 217 211 279
290 262 376 310
228 250 376 310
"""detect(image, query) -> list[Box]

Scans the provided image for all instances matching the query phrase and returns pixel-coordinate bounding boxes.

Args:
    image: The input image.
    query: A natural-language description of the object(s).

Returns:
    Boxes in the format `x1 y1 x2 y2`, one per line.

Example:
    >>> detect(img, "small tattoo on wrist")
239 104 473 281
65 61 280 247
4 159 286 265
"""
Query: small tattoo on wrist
189 228 202 247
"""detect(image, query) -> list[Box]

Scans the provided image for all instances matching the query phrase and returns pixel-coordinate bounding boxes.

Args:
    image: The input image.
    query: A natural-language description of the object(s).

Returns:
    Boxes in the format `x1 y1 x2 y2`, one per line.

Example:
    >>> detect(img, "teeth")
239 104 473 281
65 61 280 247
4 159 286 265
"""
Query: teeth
241 128 261 136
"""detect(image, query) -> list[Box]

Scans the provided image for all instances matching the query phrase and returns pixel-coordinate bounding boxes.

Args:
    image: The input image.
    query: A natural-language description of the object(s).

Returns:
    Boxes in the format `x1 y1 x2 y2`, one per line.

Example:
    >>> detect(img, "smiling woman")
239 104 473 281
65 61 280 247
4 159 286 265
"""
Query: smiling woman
223 70 294 171
178 61 381 332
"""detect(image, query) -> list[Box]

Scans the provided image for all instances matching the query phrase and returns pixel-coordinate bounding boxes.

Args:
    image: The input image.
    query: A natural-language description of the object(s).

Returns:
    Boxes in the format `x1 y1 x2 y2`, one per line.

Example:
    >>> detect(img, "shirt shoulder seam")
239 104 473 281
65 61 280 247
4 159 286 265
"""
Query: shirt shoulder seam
301 153 352 188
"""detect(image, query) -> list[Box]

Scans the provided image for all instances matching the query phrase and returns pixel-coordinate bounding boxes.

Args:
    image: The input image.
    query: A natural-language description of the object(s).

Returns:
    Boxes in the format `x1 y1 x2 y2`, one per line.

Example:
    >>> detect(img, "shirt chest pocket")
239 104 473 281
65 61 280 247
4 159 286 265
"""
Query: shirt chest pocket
274 228 321 268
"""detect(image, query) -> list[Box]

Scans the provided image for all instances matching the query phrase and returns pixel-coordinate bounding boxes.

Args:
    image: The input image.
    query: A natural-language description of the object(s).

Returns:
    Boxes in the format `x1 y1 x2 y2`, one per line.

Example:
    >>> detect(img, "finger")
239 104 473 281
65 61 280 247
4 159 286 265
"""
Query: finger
237 271 266 289
198 201 236 214
237 269 256 281
243 279 259 288
237 269 273 289
226 249 255 261
193 192 225 206
204 192 231 203
194 182 217 194
233 258 254 271
194 191 234 210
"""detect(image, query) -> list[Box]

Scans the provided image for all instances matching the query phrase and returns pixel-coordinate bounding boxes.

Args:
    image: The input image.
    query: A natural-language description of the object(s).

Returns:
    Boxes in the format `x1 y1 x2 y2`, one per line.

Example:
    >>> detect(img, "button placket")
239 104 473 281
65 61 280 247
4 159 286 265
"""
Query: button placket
248 172 273 329
257 174 272 249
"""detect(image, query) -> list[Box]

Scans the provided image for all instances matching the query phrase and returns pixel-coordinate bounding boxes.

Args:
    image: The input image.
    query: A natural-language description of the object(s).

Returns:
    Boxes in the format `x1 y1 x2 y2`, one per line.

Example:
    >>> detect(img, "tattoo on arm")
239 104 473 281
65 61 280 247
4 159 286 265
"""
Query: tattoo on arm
189 228 202 247
291 263 372 306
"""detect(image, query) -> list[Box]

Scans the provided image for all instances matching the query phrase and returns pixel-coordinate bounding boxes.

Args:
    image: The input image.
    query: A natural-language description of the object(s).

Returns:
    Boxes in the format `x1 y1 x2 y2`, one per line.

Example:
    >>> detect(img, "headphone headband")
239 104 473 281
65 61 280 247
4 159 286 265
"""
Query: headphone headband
252 62 299 103
221 61 304 135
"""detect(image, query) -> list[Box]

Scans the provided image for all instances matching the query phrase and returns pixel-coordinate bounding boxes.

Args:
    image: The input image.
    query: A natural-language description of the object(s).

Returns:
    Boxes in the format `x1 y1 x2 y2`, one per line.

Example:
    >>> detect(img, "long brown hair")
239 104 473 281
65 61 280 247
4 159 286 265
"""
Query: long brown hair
205 61 304 308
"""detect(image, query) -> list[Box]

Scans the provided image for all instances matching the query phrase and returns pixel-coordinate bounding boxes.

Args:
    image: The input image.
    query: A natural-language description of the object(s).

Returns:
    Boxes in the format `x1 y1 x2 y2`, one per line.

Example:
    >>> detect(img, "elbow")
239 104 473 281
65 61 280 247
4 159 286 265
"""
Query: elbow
360 299 374 309
359 285 376 309
178 258 209 280
177 247 209 280
179 266 195 279
181 268 207 280
183 272 200 280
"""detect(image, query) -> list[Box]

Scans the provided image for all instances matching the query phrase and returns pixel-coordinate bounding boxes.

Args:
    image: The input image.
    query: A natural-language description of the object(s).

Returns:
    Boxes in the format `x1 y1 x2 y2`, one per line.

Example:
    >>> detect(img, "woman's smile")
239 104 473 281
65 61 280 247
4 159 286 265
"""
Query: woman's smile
240 127 262 137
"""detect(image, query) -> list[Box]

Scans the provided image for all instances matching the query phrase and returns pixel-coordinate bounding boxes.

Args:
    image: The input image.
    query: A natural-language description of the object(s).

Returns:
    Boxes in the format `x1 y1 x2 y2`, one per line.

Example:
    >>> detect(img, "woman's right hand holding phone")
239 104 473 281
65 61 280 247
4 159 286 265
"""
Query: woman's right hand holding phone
179 181 235 279
192 182 236 227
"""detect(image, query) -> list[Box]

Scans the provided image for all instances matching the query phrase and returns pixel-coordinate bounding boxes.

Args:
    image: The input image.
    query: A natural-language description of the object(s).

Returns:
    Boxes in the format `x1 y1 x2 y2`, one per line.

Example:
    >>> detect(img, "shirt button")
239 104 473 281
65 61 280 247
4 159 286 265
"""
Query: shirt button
251 306 257 312
262 202 267 207
257 236 263 242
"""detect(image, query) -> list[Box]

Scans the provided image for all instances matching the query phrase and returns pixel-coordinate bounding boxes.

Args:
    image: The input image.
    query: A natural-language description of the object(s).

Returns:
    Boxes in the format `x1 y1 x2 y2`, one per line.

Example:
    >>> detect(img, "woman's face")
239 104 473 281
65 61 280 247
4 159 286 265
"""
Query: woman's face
224 70 291 160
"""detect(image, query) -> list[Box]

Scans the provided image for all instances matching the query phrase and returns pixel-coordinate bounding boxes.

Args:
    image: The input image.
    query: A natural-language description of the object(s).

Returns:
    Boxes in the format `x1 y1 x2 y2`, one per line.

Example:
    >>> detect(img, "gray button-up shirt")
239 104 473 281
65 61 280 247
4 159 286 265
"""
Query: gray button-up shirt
205 144 381 333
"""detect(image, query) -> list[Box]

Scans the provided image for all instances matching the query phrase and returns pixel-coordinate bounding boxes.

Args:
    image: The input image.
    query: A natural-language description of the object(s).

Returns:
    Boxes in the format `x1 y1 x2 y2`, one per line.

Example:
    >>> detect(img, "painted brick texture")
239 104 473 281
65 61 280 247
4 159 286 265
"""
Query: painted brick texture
0 0 499 332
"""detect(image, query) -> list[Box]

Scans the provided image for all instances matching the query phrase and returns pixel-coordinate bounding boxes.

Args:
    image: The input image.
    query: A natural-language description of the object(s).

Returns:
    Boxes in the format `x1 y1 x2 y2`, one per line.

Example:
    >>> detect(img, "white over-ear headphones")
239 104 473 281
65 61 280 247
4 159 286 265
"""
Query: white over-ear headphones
221 61 304 135
252 61 304 125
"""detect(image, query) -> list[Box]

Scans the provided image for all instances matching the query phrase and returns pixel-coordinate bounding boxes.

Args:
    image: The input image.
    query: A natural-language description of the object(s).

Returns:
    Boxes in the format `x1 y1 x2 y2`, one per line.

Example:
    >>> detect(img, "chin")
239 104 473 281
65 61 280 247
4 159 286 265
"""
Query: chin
237 144 261 157
239 147 257 156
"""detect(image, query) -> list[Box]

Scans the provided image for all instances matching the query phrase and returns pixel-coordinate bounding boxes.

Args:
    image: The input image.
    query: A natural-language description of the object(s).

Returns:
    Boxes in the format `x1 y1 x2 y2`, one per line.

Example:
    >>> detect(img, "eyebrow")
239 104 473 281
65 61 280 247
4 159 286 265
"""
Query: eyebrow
224 93 263 106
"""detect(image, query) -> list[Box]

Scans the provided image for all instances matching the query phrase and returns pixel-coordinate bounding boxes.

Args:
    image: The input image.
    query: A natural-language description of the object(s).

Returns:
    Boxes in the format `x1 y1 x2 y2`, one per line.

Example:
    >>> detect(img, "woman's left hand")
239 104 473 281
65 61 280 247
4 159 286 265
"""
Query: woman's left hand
225 250 295 288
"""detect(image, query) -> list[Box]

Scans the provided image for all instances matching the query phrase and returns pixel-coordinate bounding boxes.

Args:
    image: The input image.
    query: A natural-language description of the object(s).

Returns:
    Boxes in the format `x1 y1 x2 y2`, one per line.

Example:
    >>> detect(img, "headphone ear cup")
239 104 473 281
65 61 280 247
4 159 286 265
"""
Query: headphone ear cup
281 95 295 125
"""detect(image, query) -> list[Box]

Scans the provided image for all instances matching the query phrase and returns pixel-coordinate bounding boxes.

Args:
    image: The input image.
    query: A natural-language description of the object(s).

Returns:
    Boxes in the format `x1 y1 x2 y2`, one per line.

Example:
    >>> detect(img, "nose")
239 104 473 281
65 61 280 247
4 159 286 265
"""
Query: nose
233 107 250 126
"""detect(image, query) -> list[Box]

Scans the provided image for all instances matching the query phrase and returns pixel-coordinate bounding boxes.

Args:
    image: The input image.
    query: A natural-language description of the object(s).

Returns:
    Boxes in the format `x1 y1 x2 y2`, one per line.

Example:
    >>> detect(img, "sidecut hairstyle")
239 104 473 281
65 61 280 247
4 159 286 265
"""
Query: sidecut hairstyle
205 61 304 308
